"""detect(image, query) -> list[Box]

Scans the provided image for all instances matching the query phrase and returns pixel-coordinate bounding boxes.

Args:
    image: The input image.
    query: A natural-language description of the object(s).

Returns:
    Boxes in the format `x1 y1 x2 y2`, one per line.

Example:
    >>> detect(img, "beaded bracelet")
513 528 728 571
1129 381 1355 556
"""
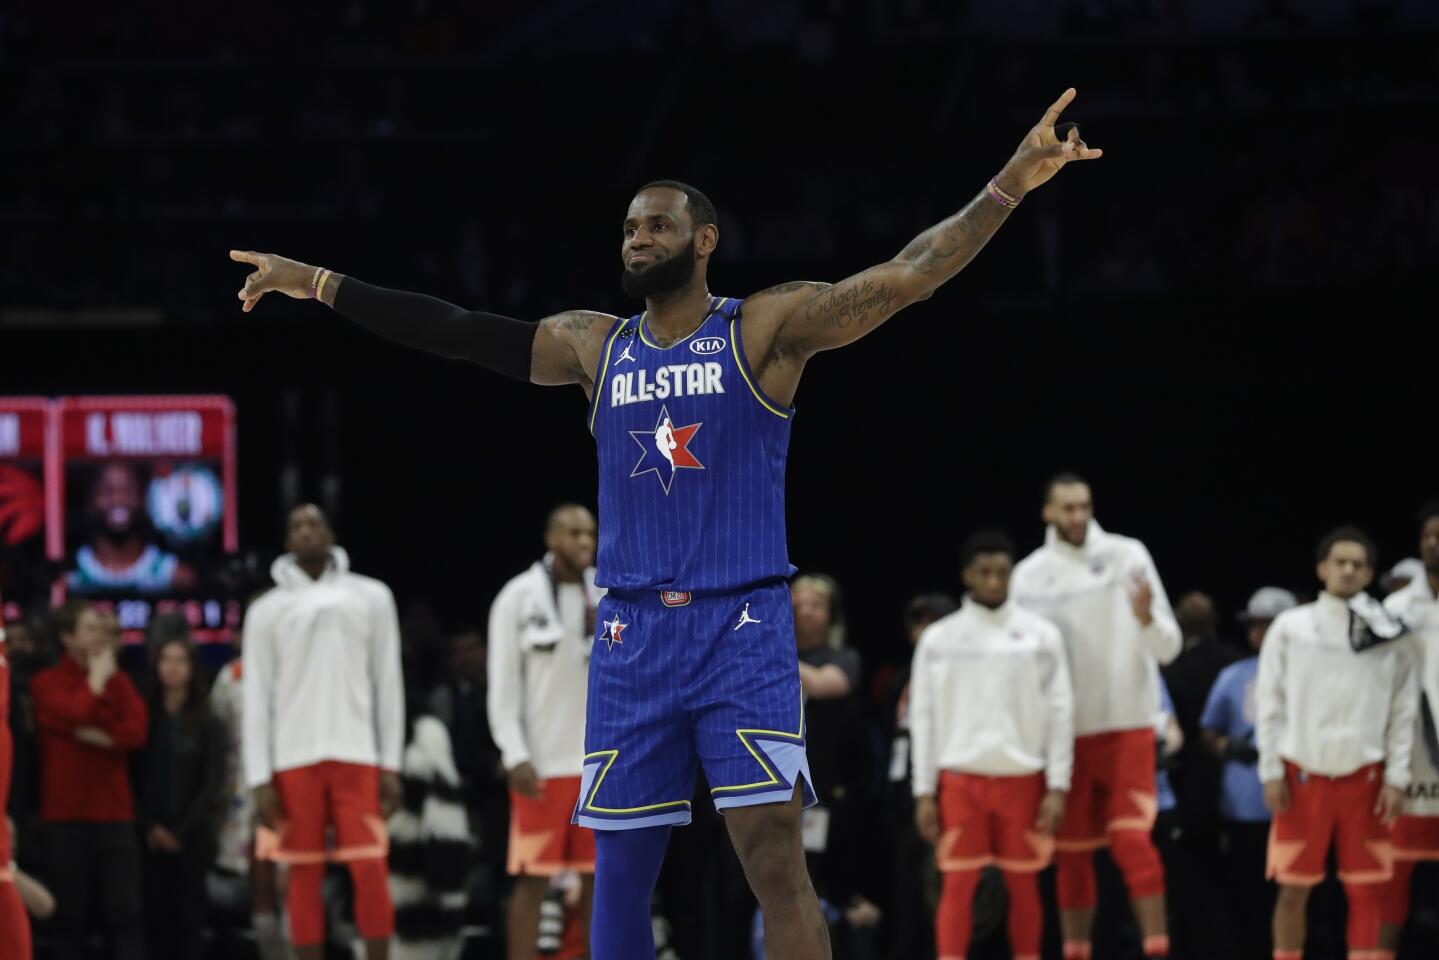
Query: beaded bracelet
986 177 1022 209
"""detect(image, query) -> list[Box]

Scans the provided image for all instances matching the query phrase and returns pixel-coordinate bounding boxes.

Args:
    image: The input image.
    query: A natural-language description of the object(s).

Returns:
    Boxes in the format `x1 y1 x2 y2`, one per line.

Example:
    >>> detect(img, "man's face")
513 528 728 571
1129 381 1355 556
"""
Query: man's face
963 553 1013 608
545 507 597 573
1043 483 1093 547
93 464 142 537
1422 517 1439 574
285 505 334 562
620 188 708 299
1247 618 1273 652
449 632 485 682
1317 540 1374 599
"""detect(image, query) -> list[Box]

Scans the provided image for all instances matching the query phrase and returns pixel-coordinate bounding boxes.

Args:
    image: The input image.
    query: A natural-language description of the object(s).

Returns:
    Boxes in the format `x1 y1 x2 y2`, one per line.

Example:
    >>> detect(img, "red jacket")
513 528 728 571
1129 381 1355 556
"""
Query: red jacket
32 656 148 822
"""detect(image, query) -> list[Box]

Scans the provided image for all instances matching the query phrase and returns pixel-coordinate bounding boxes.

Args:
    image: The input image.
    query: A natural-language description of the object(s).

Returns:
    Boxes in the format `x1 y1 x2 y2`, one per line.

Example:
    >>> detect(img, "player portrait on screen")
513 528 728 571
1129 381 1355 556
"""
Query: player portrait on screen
66 460 202 596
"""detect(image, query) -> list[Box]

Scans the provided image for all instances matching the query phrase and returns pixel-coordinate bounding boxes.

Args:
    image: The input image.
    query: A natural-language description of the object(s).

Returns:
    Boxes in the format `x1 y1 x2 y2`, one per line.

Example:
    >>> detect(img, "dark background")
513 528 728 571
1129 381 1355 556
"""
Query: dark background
3 0 1436 676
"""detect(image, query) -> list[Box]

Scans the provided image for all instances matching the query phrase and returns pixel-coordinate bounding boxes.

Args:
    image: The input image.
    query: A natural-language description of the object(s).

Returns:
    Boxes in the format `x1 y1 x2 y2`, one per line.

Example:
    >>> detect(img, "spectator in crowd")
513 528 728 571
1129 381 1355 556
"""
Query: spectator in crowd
3 611 48 863
389 682 472 960
0 592 32 958
31 599 148 960
1200 585 1296 958
881 592 957 960
244 504 404 960
910 530 1072 960
137 628 227 959
210 589 288 960
789 574 880 948
1257 526 1417 960
1378 502 1439 955
1011 474 1181 960
486 504 602 960
428 626 507 939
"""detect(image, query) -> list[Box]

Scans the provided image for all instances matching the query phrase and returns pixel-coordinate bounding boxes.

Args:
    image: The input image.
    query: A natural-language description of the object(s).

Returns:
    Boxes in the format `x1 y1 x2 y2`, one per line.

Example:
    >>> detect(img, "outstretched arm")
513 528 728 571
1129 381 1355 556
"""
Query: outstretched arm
229 254 615 390
747 88 1101 360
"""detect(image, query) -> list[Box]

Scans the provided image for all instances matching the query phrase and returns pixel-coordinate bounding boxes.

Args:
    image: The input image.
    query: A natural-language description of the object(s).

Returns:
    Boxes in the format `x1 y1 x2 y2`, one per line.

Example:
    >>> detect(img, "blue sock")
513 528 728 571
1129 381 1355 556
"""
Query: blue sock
591 826 672 960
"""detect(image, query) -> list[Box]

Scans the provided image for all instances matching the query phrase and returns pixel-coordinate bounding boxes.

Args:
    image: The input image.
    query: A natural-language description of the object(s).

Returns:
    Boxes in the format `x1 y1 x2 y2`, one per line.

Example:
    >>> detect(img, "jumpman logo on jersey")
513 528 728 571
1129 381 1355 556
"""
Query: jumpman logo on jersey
733 603 762 631
601 615 627 651
629 404 704 494
615 342 637 364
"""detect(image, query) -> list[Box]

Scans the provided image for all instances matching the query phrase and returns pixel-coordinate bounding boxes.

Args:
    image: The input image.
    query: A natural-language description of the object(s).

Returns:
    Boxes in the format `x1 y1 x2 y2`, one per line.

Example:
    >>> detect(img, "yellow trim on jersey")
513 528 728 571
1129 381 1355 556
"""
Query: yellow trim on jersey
581 749 693 815
587 320 628 435
728 314 791 420
710 693 806 794
637 298 724 351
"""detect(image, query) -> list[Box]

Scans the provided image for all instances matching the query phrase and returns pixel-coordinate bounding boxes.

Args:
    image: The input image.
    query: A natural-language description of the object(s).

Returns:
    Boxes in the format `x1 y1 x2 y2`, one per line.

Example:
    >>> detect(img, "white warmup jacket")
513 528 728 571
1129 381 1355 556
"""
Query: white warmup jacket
1386 576 1439 814
487 556 604 779
910 598 1074 796
243 546 405 788
1256 592 1417 789
1011 520 1182 736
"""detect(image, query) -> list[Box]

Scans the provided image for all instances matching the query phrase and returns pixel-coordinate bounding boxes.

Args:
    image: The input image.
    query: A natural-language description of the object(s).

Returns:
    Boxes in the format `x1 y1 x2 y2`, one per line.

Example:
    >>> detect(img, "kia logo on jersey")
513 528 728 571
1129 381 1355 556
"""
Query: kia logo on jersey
690 337 726 356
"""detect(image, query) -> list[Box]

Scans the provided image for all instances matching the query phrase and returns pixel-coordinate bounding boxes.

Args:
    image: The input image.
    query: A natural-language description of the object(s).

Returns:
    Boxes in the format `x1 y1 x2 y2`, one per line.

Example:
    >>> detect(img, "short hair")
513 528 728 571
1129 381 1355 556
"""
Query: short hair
546 502 592 533
51 598 91 639
1419 500 1439 530
904 593 958 627
637 180 717 229
1044 471 1090 503
962 530 1017 569
1316 525 1378 568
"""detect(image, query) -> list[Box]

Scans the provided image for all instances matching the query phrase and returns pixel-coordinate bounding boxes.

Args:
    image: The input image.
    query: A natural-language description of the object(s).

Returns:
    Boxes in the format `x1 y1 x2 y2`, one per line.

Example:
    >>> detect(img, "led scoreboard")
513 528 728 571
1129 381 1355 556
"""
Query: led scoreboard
0 395 239 642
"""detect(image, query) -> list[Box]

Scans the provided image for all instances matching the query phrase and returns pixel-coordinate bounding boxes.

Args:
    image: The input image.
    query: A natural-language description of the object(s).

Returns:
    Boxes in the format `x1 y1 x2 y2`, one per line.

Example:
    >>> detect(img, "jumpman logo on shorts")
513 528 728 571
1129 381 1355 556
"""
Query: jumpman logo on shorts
734 602 762 631
616 342 637 364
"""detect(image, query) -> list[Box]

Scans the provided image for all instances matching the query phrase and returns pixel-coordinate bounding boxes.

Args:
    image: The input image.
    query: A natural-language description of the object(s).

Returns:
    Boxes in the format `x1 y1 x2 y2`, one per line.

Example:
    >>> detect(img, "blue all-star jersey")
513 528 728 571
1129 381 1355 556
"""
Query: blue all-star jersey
587 296 796 592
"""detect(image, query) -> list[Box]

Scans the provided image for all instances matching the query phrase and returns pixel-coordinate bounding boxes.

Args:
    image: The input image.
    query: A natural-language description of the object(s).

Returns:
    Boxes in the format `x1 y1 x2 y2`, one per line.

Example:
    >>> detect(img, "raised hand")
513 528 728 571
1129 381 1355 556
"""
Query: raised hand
229 250 323 312
997 88 1103 196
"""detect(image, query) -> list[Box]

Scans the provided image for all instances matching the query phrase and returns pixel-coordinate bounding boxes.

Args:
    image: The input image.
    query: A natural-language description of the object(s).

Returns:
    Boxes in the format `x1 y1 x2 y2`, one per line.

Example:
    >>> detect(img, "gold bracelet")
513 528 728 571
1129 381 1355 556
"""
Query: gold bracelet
316 269 332 302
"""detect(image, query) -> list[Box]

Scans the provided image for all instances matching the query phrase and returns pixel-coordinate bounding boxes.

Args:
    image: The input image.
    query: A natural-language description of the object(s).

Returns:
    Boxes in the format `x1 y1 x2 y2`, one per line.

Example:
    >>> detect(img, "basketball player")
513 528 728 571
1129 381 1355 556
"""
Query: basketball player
1257 526 1417 960
1010 474 1181 960
0 592 31 958
231 88 1100 960
1377 502 1439 957
488 504 602 959
911 531 1072 960
243 504 405 959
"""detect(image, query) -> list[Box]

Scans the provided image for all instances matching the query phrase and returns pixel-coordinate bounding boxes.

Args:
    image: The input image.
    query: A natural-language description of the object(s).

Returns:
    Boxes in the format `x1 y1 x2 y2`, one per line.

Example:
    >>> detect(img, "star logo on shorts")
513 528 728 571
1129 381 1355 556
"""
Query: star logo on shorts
601 615 627 651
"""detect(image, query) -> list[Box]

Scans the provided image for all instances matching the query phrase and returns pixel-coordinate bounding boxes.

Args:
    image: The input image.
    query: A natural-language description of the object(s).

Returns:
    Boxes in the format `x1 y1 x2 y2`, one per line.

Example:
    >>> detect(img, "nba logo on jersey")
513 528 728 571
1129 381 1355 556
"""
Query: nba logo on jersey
628 404 704 495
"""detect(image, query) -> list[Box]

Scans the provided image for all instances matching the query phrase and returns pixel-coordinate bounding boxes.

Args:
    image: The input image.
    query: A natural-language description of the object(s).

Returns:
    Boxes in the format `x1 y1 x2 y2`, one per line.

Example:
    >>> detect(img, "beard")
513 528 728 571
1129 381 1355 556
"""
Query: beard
621 238 698 299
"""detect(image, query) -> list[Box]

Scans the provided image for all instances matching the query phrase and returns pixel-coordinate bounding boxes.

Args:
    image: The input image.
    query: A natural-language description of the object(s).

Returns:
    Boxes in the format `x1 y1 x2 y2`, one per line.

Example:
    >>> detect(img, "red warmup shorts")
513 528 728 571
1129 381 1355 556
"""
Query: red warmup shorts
1267 761 1393 886
257 761 389 864
509 776 595 877
1055 728 1158 852
1391 815 1439 862
935 770 1053 873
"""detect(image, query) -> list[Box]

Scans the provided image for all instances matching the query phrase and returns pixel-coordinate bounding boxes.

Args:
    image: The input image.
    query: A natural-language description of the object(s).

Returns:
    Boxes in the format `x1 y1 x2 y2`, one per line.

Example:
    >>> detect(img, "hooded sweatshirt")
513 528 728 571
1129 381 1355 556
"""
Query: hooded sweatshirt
1011 519 1182 737
242 546 404 788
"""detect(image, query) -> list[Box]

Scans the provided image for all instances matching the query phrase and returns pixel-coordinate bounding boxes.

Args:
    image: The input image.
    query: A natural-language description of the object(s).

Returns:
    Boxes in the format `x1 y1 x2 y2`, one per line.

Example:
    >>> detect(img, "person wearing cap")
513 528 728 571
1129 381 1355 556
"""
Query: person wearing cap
1199 585 1298 959
1256 526 1418 960
1377 501 1439 957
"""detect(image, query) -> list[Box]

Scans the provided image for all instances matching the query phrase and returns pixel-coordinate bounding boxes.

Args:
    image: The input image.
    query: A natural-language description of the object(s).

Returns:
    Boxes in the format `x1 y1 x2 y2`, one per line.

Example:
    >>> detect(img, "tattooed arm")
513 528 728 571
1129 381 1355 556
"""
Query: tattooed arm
743 88 1101 378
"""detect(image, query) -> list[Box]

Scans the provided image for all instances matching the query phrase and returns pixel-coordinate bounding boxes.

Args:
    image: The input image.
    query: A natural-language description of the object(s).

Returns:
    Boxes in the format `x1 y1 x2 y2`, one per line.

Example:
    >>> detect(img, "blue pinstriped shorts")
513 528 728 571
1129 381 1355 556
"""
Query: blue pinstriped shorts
573 580 818 831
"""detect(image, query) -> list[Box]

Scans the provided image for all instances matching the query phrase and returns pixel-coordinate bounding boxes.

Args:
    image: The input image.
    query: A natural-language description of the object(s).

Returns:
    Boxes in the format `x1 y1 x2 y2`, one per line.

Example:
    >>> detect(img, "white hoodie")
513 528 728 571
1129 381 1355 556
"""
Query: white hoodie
910 598 1074 795
486 556 603 778
1011 520 1182 737
1386 574 1439 814
1256 592 1417 788
243 546 405 788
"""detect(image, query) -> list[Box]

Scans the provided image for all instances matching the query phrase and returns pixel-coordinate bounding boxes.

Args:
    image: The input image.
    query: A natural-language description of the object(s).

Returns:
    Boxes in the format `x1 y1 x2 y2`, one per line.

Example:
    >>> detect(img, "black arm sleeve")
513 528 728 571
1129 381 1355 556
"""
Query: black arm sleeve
332 277 537 381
